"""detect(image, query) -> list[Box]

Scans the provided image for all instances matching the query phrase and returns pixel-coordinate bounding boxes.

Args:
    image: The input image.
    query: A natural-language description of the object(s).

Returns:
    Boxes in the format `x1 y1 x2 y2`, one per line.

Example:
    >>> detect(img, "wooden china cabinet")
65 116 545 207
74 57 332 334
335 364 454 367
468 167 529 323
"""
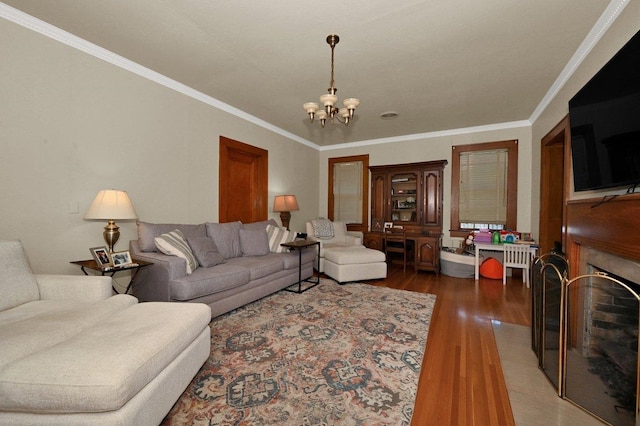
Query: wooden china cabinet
365 160 447 274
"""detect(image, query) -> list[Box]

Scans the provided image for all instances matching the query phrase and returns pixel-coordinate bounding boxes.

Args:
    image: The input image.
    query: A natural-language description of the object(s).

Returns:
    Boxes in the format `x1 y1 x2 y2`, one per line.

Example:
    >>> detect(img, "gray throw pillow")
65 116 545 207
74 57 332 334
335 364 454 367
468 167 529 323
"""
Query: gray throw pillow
187 237 225 268
205 221 242 259
239 229 270 256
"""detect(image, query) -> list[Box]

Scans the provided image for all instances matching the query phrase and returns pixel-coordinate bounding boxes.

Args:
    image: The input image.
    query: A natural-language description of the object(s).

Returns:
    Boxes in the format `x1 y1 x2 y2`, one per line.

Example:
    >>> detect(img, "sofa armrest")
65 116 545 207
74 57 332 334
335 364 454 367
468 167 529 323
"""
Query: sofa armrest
129 240 187 302
345 231 363 246
35 274 113 301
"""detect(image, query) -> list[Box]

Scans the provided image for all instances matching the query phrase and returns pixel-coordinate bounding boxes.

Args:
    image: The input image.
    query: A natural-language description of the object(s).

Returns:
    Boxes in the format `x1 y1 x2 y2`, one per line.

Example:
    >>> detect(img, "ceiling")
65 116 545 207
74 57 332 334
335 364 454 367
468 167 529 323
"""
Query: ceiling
2 1 615 147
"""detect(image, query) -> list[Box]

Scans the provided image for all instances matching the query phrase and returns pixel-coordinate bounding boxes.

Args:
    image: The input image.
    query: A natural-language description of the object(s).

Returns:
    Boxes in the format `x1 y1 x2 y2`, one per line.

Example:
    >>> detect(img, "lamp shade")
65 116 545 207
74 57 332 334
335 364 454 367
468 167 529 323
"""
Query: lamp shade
84 190 138 220
273 195 299 212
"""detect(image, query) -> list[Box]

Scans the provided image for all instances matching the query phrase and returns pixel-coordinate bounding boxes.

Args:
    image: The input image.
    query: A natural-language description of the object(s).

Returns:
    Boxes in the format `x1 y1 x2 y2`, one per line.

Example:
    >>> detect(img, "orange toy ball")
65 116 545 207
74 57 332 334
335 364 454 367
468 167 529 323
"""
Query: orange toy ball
480 257 503 280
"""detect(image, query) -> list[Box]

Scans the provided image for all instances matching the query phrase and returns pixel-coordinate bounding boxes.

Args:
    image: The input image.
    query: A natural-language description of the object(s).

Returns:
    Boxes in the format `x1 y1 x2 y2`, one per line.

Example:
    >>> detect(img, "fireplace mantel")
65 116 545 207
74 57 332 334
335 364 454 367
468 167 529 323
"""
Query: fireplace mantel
567 193 640 272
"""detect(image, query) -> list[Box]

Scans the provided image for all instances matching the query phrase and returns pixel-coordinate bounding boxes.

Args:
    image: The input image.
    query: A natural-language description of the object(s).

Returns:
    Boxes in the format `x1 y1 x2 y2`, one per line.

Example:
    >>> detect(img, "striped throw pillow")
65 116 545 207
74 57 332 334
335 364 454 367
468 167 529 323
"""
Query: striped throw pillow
154 229 199 274
266 224 296 253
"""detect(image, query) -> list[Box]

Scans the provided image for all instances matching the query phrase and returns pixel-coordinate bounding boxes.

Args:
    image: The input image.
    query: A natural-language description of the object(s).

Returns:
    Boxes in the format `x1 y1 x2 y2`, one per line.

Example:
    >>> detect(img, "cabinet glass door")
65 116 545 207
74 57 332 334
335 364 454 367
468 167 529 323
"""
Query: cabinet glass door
390 172 419 224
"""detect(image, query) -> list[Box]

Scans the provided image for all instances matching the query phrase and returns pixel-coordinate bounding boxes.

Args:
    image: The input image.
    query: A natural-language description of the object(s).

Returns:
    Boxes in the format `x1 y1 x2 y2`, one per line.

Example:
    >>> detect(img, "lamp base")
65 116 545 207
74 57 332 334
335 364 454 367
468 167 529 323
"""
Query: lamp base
103 220 120 253
279 211 292 231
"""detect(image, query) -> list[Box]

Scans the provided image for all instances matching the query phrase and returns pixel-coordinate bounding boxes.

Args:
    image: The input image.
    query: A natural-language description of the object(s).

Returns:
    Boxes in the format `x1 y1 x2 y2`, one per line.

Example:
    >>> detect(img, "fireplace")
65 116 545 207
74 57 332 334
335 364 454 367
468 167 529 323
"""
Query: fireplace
559 195 640 425
563 247 640 426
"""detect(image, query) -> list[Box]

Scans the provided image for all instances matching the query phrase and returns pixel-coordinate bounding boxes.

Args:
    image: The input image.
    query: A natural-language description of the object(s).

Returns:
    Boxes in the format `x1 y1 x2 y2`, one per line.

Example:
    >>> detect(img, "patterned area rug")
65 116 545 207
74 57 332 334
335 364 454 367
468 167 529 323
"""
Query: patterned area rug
163 278 436 425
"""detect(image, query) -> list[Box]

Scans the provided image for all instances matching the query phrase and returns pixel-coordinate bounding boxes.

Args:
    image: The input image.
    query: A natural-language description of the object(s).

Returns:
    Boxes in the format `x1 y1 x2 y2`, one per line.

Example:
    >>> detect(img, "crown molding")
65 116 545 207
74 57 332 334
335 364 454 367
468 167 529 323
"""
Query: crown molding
318 120 532 151
0 3 317 150
528 0 630 124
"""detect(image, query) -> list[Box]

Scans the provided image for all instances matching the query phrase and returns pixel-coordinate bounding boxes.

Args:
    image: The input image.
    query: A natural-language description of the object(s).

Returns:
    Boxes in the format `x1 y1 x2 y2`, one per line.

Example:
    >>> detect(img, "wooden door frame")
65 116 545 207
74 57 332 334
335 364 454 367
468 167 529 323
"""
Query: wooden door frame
328 154 369 233
219 136 268 223
539 115 571 254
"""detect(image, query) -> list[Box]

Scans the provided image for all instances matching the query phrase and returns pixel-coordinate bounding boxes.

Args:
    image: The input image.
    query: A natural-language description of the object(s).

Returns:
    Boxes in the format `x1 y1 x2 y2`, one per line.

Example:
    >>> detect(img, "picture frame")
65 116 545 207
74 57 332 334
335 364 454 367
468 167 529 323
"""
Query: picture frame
372 217 384 232
384 222 394 229
90 246 112 267
111 250 133 266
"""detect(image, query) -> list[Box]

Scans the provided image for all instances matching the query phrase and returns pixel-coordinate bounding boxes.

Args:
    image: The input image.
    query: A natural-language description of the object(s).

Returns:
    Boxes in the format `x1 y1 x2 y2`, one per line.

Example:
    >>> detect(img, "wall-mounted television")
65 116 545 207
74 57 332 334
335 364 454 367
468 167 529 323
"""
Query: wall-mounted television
569 29 640 192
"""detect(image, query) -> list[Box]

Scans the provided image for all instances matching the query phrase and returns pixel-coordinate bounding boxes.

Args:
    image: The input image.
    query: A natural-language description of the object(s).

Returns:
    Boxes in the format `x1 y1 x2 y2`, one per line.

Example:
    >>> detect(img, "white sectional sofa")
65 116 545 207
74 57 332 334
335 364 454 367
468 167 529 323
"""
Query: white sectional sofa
0 241 211 426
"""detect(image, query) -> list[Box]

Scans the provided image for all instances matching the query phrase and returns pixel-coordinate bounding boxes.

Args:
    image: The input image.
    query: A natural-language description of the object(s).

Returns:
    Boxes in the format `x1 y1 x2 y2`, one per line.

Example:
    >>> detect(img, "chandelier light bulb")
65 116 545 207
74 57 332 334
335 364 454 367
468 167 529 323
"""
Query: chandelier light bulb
303 102 319 122
343 98 360 117
316 109 327 127
339 108 350 125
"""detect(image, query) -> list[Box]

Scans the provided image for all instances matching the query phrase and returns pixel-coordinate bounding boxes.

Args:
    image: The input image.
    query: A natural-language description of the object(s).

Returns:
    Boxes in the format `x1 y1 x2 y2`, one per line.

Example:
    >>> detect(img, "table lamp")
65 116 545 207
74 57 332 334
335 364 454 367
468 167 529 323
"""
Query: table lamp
84 189 138 252
273 195 299 230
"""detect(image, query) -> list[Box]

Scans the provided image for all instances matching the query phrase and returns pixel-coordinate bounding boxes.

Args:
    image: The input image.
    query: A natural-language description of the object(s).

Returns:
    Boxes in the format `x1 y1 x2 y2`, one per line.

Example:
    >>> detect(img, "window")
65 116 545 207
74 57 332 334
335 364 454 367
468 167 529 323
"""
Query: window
329 155 369 231
450 140 518 238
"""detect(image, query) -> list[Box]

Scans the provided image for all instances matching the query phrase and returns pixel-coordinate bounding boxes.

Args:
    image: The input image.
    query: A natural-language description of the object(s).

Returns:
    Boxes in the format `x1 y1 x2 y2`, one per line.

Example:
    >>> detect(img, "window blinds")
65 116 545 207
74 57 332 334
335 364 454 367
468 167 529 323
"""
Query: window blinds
459 149 508 226
333 161 363 224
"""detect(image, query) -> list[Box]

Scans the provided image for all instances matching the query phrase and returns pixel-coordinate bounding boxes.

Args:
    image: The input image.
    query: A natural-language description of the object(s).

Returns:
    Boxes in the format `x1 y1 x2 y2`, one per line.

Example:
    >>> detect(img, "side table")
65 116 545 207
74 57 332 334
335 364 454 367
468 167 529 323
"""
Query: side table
281 240 320 294
70 259 153 295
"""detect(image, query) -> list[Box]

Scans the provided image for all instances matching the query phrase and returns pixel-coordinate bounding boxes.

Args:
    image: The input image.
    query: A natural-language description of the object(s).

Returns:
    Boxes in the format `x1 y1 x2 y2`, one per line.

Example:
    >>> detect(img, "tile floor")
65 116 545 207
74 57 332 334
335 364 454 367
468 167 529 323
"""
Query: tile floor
492 321 605 426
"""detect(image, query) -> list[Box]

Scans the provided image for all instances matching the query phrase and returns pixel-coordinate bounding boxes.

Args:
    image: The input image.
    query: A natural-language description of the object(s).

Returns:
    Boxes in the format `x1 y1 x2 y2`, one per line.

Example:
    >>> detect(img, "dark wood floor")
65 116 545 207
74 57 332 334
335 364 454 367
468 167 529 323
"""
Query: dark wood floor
365 264 532 426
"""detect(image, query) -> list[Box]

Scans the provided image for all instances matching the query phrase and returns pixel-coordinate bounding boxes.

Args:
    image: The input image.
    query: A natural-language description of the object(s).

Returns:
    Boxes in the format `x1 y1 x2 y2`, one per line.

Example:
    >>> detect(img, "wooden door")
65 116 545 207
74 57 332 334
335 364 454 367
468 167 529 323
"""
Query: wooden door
219 136 268 223
370 171 388 221
422 168 441 227
539 116 570 255
415 236 440 274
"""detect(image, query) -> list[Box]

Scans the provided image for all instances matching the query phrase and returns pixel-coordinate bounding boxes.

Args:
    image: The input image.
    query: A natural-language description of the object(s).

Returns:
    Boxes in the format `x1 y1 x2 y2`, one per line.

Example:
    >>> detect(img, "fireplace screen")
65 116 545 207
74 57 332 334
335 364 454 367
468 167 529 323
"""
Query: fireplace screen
564 272 639 426
532 253 568 393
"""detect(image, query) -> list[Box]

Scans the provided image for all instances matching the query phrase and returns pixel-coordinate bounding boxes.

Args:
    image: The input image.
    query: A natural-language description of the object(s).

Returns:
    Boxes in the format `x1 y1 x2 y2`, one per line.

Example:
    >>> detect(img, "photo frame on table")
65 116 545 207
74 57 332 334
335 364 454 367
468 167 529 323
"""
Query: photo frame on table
372 217 384 232
111 250 133 266
90 246 112 267
384 222 394 229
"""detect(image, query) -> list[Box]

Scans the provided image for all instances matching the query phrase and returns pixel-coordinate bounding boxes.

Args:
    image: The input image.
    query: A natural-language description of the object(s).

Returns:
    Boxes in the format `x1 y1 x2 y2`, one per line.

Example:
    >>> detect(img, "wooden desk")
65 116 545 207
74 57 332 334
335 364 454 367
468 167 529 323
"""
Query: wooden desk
474 242 538 280
366 231 441 274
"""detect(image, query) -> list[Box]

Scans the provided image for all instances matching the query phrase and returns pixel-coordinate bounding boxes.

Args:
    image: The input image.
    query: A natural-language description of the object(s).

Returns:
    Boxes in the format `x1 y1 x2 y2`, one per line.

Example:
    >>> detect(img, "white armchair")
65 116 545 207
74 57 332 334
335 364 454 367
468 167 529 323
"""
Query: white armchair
306 220 387 283
306 220 364 272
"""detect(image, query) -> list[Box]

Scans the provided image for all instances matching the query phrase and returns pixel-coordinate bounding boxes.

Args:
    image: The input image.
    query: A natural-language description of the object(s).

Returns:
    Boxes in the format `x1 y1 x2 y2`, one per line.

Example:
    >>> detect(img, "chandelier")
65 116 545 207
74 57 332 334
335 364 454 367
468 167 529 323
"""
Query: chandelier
303 34 360 127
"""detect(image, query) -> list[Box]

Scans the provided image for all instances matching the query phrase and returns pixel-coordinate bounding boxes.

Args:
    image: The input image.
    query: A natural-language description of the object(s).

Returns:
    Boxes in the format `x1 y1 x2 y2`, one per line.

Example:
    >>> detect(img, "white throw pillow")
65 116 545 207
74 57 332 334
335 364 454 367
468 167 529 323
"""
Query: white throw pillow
265 224 296 253
155 229 199 274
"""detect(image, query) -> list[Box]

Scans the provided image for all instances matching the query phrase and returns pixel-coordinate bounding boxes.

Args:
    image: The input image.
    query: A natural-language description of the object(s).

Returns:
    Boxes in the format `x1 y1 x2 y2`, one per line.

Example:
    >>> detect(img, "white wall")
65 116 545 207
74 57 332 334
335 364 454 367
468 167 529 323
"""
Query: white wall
530 0 640 239
319 125 533 248
0 18 319 279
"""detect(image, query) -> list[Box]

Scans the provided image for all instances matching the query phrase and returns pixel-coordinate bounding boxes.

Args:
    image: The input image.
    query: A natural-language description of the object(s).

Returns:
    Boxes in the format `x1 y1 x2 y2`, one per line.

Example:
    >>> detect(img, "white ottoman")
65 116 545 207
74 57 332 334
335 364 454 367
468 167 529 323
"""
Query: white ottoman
323 246 387 284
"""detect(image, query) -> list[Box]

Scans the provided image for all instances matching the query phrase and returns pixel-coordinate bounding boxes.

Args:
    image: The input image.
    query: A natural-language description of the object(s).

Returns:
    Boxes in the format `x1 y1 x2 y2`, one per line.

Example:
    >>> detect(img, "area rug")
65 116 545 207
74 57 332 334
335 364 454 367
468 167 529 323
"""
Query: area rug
162 278 436 425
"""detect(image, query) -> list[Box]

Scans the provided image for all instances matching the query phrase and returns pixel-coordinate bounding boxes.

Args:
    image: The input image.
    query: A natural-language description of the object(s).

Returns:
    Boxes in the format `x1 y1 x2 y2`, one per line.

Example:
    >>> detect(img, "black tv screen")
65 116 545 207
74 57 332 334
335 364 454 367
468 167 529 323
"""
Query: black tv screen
569 29 640 192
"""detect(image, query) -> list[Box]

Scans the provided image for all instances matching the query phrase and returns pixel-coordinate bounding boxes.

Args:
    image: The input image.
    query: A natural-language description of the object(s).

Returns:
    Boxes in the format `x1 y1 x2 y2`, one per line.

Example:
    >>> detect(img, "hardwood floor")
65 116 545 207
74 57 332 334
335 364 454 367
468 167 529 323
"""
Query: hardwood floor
367 264 532 425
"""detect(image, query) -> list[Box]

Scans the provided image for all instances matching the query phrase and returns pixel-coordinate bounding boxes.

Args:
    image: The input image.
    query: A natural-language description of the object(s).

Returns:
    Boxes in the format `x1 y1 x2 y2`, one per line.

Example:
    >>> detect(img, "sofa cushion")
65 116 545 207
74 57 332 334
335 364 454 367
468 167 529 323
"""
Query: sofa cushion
0 241 40 311
226 255 284 281
206 221 242 259
155 230 199 274
0 294 137 369
324 246 386 265
265 224 297 253
239 229 270 256
170 264 251 300
137 222 207 252
187 236 225 268
0 302 211 414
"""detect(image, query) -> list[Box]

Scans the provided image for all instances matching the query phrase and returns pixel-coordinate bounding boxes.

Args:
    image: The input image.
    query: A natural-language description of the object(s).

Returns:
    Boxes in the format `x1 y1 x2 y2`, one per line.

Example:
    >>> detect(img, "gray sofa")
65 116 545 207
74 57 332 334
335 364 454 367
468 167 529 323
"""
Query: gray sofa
0 240 211 426
130 219 316 318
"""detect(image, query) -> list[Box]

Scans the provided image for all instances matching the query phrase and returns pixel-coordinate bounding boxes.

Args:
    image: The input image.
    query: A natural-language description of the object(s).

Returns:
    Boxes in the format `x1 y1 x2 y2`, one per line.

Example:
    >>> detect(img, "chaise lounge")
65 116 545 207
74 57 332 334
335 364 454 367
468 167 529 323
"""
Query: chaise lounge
306 219 387 283
0 240 211 426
